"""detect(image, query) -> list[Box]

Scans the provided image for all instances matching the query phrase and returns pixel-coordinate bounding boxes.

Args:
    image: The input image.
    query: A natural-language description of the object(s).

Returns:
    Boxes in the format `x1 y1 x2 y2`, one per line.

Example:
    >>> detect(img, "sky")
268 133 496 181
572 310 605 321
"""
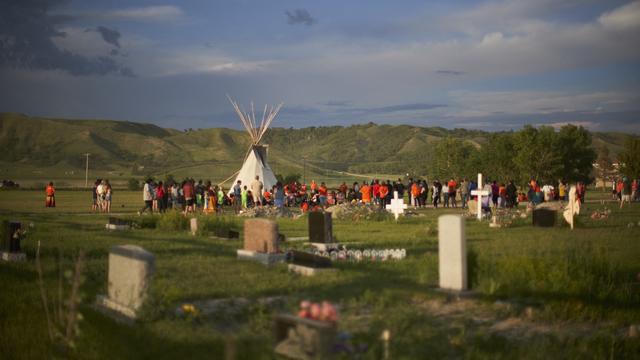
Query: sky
1 0 639 132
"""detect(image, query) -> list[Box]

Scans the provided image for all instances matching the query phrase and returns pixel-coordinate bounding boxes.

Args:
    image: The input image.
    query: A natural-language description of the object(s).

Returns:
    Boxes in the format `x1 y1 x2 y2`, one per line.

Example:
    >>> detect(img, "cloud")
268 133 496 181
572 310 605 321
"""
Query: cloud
0 0 133 76
436 70 465 76
102 6 185 22
285 9 316 26
95 26 121 48
598 1 640 30
364 103 447 114
324 100 352 107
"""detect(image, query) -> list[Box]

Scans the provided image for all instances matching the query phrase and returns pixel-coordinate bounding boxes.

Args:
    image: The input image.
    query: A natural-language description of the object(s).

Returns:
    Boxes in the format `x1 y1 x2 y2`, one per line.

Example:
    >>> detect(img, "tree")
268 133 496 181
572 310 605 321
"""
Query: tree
556 124 596 184
513 125 563 185
431 137 478 180
594 145 614 189
618 137 640 179
478 133 518 182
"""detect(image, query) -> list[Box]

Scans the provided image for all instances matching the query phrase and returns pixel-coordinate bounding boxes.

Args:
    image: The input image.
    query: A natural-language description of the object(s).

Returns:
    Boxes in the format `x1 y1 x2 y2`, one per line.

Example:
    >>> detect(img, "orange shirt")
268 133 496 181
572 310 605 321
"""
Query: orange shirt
319 186 328 196
448 180 457 191
379 185 389 199
360 185 371 203
46 185 55 196
411 183 420 197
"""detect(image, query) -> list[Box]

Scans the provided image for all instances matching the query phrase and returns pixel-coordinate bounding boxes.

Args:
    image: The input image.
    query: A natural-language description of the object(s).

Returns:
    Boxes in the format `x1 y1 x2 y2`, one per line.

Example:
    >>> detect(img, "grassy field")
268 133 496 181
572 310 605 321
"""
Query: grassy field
1 189 639 359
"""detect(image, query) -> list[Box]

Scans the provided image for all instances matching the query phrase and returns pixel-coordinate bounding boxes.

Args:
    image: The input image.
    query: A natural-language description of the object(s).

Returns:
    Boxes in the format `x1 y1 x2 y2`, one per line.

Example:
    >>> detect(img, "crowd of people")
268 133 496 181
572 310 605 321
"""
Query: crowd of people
41 175 638 214
132 175 626 215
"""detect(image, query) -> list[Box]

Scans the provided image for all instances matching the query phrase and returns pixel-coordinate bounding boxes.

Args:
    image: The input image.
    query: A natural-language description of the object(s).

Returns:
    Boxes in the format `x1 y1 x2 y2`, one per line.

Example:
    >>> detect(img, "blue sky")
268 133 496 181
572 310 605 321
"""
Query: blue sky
1 0 639 132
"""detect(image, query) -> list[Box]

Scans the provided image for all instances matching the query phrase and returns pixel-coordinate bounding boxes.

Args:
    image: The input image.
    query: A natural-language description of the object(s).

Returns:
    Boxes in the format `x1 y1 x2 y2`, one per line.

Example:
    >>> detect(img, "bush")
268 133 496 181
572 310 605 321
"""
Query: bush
197 216 239 237
157 210 189 232
128 178 140 191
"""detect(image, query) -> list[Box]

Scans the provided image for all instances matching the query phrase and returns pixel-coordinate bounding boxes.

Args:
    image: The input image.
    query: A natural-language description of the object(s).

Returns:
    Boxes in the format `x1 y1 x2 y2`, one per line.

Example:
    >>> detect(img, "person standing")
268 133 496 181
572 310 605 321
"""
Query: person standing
360 181 371 204
459 179 469 209
448 178 457 208
250 176 263 207
558 181 567 201
156 181 165 213
91 179 99 212
104 180 112 213
621 177 632 208
139 179 154 214
432 181 441 208
506 180 517 208
411 181 421 208
233 180 242 213
183 179 195 214
378 181 389 209
45 182 56 207
442 182 449 207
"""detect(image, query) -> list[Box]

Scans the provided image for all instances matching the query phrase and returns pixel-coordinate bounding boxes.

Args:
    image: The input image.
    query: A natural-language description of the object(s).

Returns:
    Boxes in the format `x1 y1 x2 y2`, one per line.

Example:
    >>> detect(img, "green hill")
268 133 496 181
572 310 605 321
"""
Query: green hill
0 113 634 187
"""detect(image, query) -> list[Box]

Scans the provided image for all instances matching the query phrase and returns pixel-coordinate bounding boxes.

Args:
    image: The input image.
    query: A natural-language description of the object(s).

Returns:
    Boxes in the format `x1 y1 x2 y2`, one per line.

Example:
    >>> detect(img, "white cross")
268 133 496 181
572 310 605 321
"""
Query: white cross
563 185 580 229
386 191 408 220
470 173 490 221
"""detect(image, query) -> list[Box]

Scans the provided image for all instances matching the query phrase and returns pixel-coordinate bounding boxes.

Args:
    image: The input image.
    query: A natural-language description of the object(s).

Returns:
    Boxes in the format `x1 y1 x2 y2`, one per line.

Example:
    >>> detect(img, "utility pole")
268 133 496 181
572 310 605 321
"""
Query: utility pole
303 157 307 185
83 153 90 188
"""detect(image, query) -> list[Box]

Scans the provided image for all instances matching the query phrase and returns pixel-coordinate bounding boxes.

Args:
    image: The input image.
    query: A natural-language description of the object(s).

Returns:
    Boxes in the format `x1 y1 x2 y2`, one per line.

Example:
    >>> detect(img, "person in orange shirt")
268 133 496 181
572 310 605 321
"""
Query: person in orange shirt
310 180 318 192
45 182 56 207
411 182 421 208
360 181 371 204
318 182 328 206
447 178 457 208
378 183 389 209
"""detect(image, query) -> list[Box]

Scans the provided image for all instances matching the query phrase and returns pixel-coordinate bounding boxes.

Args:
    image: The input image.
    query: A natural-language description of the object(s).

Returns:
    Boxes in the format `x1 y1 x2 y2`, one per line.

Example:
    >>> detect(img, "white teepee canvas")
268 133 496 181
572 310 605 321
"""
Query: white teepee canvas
225 96 283 194
232 145 278 193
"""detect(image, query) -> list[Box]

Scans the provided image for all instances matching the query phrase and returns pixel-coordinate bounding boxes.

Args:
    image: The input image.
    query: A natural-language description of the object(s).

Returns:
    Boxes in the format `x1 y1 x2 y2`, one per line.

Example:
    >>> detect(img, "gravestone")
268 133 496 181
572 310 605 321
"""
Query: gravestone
274 314 337 359
308 212 333 244
96 245 155 319
1 221 26 261
190 218 198 235
533 208 556 227
105 217 130 231
467 200 478 216
309 212 338 251
288 250 335 276
386 191 408 220
438 215 467 291
237 219 286 265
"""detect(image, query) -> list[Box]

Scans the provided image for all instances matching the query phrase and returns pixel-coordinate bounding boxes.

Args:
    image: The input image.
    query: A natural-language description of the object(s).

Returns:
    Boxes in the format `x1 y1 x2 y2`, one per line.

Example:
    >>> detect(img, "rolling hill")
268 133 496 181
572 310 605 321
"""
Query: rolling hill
0 112 634 187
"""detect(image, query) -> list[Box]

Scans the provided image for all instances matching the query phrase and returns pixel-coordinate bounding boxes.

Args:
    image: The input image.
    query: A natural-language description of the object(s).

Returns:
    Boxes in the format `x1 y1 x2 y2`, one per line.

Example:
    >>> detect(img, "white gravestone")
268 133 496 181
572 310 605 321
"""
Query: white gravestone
96 245 155 319
438 215 467 291
563 185 580 229
470 173 490 221
190 218 198 235
386 191 408 220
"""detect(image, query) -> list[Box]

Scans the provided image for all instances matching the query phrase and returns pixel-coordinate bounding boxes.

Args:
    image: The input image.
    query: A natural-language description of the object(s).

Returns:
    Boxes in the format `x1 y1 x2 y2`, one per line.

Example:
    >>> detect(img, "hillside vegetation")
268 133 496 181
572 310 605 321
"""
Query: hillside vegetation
0 113 635 186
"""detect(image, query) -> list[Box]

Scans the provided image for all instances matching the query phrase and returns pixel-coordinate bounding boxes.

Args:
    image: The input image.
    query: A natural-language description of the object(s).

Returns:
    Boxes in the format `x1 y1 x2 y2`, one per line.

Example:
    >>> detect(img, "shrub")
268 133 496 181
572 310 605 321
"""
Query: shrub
157 211 189 232
197 216 239 237
127 178 140 191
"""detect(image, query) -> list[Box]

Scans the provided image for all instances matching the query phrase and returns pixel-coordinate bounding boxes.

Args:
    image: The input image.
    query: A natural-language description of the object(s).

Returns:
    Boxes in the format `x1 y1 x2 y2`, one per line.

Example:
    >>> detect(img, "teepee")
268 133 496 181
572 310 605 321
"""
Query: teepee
226 96 283 194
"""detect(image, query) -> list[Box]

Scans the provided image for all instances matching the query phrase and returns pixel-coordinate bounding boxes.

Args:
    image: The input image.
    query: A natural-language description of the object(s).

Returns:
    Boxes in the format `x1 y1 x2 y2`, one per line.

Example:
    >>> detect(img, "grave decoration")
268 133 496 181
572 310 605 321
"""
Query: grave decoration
106 217 131 231
470 173 490 221
438 215 467 292
291 246 407 262
1 220 26 262
288 250 336 276
237 218 286 265
308 211 339 251
274 300 338 359
385 191 407 220
95 245 155 320
563 185 581 229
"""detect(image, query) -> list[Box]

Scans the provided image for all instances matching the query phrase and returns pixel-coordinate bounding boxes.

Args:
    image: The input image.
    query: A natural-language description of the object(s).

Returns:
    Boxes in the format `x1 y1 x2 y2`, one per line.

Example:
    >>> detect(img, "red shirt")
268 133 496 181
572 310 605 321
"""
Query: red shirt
183 183 194 199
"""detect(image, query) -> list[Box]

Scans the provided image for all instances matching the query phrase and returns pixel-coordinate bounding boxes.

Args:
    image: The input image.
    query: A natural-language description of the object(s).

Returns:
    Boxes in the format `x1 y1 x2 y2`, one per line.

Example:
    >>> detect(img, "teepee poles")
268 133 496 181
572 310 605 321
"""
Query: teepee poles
226 95 283 145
